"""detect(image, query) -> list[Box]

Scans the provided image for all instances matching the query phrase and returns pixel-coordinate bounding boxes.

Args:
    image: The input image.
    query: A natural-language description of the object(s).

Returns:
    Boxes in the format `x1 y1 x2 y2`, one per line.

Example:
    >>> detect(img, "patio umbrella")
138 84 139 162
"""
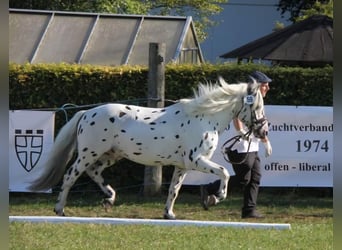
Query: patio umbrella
220 15 333 66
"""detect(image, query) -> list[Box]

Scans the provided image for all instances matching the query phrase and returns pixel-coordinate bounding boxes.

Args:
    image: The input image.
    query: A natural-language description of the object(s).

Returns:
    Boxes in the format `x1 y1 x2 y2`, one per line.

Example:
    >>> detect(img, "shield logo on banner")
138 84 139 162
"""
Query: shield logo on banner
14 129 44 172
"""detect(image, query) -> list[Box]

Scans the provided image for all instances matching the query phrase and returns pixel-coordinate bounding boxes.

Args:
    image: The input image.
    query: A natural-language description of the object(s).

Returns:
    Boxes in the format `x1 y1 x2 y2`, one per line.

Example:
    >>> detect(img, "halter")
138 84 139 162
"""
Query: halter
233 83 259 132
245 84 268 139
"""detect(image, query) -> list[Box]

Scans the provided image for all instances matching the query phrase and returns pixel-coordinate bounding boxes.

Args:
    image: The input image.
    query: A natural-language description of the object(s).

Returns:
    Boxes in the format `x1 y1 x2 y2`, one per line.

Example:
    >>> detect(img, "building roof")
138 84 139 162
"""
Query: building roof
220 15 333 66
10 8 204 65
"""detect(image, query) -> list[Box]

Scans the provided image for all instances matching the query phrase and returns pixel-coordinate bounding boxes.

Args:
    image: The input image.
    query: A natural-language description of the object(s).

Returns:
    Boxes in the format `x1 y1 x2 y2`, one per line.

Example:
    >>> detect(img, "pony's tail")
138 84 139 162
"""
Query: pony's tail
28 110 86 191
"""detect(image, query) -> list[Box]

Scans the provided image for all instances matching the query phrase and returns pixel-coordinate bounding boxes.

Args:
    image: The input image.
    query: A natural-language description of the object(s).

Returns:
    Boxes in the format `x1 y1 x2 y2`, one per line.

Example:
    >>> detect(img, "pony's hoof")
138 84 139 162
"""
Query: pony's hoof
163 214 176 220
102 199 113 212
54 208 65 216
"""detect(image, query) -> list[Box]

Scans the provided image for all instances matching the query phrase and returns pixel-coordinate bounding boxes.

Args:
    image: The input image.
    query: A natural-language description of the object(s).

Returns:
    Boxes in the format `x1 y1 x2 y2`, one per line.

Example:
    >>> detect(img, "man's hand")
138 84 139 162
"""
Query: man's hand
263 140 272 157
238 129 250 141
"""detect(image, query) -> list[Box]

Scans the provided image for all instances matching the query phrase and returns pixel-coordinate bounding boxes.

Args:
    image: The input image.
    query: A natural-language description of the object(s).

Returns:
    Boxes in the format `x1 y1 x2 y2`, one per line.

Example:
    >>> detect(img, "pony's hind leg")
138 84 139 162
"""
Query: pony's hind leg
54 160 88 216
86 151 120 209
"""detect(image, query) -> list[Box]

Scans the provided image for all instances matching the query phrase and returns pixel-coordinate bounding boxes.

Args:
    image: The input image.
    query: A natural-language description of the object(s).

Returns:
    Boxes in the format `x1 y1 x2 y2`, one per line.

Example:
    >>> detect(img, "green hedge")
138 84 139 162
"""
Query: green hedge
9 62 333 192
10 62 332 110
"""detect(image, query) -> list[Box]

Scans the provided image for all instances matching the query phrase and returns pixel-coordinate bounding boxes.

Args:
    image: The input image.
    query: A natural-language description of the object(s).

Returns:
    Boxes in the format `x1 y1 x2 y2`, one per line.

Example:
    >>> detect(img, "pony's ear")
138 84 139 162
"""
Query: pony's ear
248 81 260 95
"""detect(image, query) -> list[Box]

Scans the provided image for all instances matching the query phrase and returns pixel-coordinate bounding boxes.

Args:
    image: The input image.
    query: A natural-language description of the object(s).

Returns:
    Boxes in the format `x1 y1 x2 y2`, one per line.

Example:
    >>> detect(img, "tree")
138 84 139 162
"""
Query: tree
9 0 228 41
277 0 333 22
294 0 333 22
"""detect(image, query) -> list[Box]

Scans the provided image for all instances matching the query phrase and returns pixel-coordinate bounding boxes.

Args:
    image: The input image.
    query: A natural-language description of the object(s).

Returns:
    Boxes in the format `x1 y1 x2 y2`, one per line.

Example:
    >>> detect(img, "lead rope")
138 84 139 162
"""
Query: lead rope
221 129 252 164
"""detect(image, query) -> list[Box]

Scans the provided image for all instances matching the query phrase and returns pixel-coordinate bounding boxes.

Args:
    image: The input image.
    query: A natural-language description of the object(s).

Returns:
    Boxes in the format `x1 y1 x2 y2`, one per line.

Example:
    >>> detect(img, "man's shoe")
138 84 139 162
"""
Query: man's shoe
200 185 209 210
241 210 264 219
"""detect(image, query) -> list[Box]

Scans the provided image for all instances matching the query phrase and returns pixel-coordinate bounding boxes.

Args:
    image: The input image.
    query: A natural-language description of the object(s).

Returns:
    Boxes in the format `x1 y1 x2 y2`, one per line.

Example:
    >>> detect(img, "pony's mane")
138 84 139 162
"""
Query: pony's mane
180 77 248 115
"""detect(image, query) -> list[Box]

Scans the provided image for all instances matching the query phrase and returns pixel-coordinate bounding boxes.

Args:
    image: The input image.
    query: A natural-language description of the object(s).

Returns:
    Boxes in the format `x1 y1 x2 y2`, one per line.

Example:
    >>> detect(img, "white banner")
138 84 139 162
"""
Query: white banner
184 105 333 187
9 110 55 192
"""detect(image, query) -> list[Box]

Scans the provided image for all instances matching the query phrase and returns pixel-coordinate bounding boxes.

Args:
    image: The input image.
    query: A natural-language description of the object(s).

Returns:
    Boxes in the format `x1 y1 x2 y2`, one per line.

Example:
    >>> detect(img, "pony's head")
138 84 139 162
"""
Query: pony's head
232 78 269 139
181 76 269 139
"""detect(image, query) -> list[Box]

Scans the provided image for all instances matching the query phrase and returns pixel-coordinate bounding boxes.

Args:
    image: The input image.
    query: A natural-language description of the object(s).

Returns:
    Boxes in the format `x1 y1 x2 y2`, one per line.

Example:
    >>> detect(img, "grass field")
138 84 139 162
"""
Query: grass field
9 187 333 249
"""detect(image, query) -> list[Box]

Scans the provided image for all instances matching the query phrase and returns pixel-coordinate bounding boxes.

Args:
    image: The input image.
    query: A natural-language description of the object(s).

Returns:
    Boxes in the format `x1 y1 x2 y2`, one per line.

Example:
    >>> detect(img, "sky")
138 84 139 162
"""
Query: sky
200 0 291 63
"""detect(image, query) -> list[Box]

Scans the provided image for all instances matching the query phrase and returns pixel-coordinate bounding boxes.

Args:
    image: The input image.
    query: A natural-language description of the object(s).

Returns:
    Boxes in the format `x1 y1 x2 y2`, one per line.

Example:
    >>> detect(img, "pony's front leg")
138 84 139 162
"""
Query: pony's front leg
195 157 230 202
163 168 187 220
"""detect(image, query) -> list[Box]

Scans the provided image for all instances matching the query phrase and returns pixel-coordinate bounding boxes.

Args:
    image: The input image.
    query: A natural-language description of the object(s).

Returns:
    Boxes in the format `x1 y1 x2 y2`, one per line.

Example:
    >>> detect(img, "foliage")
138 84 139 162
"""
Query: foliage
9 0 228 42
9 0 150 13
273 21 286 31
9 62 148 109
9 62 333 110
277 0 333 22
148 0 227 41
295 0 333 22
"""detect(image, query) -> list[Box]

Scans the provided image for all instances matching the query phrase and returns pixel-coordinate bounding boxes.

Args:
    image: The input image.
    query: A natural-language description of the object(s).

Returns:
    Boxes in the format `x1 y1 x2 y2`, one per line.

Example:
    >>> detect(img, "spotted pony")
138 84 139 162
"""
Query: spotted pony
29 76 268 219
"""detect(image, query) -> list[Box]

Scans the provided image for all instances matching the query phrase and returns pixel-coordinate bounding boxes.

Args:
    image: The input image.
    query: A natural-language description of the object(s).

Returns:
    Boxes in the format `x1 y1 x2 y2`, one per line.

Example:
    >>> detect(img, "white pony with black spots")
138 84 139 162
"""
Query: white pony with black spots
29 76 268 219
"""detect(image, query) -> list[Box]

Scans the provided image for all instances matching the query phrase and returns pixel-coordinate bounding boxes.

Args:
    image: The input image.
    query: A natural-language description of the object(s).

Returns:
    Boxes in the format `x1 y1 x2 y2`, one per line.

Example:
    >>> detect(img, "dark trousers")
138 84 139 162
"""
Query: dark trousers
205 150 261 212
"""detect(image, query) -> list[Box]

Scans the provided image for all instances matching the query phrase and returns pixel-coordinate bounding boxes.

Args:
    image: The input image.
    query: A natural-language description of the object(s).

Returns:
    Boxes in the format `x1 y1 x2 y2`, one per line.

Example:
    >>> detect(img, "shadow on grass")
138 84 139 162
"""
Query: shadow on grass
10 185 332 209
9 186 333 222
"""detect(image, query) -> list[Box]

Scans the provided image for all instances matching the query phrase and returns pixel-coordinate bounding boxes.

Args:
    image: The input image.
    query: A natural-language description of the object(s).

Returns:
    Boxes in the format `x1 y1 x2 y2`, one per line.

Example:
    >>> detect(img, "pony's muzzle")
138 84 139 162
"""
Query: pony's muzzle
254 129 268 139
252 118 268 139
